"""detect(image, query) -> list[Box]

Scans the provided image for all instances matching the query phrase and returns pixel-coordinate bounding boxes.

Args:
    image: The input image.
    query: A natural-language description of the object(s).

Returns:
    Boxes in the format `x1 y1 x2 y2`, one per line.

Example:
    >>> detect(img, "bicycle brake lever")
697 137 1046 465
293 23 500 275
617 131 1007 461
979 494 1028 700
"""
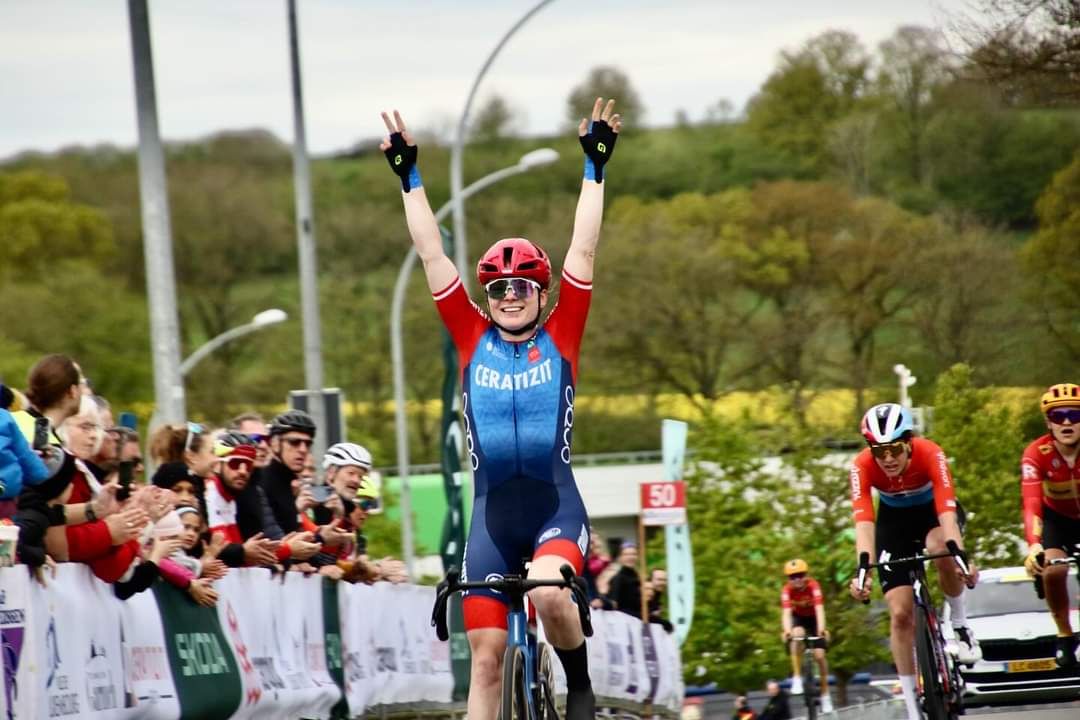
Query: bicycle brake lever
560 564 594 637
857 552 870 605
431 567 459 641
1033 552 1046 600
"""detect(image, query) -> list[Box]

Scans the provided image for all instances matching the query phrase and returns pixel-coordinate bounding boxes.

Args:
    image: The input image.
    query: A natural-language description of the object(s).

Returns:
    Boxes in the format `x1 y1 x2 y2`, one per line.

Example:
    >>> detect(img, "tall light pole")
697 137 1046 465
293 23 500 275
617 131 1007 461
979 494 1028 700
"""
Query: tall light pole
450 0 557 291
286 0 327 463
128 0 185 424
179 309 288 377
393 148 559 578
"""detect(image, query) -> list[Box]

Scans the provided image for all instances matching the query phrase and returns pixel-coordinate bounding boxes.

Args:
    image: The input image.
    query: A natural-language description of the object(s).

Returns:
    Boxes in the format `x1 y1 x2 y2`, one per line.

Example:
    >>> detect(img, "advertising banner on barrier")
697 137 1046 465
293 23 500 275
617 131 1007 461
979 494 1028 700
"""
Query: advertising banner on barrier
155 579 242 719
338 581 376 715
117 587 179 720
321 578 348 720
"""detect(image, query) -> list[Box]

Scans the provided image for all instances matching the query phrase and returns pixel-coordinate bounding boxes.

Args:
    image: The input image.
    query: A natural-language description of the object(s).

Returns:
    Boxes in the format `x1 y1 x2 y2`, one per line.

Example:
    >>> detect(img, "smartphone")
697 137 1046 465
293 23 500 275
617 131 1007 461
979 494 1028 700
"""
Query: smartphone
32 417 50 450
117 460 135 501
309 483 335 504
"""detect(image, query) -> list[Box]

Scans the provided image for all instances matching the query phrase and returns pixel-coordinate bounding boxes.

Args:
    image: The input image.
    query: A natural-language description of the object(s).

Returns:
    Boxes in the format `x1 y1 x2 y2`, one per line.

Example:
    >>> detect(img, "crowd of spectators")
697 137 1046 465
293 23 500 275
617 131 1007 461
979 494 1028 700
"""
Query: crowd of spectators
0 352 407 609
582 530 673 632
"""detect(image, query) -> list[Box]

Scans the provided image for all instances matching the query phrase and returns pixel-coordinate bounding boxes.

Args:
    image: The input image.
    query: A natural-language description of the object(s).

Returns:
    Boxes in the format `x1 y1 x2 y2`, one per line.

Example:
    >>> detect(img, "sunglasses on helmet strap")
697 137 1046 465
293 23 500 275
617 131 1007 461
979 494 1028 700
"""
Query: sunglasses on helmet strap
869 441 908 459
485 277 540 301
1047 408 1080 425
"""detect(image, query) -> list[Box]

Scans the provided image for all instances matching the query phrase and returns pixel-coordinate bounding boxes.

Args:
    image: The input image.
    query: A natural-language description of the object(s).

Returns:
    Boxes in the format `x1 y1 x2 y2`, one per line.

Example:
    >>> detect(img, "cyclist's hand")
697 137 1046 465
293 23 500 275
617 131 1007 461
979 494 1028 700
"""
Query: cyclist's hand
781 629 791 643
1024 543 1046 577
380 111 420 192
849 574 872 601
578 98 622 183
822 629 831 643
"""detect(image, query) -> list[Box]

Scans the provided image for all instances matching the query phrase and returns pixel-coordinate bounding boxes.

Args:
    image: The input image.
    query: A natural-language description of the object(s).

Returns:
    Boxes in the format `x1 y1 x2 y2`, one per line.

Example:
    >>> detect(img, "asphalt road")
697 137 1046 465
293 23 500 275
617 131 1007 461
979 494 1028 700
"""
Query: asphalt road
968 700 1080 717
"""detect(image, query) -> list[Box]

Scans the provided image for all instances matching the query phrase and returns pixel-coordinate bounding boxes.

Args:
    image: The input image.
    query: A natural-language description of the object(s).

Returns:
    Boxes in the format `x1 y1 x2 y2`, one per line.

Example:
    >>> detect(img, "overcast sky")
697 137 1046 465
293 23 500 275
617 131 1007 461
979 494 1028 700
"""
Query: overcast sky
0 0 967 160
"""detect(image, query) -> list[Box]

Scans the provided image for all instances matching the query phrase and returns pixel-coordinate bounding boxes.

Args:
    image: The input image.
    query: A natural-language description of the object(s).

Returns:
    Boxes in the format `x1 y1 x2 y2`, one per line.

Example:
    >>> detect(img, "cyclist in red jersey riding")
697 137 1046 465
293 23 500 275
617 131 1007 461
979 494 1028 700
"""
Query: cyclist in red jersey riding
1021 383 1080 667
780 559 833 713
380 98 622 720
848 403 979 720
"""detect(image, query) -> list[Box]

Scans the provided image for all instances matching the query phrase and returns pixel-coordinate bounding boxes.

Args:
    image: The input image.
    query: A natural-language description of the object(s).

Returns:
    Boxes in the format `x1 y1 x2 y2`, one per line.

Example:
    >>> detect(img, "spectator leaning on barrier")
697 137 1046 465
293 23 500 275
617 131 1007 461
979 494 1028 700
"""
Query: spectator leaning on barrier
260 410 317 534
203 435 282 568
229 412 271 468
757 681 791 720
0 403 50 518
607 540 644 618
733 694 757 720
115 428 145 487
648 567 674 632
176 504 228 582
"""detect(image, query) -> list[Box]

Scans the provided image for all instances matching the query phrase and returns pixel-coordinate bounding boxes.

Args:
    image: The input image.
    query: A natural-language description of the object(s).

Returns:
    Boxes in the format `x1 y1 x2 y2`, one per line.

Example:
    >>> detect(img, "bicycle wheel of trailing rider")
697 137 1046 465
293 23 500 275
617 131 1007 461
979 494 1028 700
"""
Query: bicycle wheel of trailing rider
916 605 949 720
537 642 559 720
500 645 529 720
802 649 817 720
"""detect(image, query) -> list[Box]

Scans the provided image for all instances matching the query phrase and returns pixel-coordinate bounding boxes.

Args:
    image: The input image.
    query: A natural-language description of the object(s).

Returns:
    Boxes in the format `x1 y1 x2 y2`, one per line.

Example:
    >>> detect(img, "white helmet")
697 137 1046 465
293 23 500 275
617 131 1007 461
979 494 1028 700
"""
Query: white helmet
322 442 373 470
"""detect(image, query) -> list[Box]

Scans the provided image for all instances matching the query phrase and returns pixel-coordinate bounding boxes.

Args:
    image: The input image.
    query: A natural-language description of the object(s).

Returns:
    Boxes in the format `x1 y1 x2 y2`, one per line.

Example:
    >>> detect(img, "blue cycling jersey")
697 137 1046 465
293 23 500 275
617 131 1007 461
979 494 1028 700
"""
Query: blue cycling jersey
433 269 594 627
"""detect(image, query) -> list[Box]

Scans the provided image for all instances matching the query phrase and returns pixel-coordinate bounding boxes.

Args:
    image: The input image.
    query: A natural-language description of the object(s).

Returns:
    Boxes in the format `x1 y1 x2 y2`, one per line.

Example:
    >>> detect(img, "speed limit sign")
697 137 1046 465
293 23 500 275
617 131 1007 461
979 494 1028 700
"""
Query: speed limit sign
640 481 687 526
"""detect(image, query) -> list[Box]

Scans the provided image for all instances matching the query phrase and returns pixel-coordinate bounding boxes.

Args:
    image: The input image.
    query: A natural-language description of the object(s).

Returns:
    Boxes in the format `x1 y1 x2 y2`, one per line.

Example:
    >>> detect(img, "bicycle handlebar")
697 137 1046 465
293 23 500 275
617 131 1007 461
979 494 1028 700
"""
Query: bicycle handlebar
430 563 594 641
856 540 972 604
1032 551 1079 600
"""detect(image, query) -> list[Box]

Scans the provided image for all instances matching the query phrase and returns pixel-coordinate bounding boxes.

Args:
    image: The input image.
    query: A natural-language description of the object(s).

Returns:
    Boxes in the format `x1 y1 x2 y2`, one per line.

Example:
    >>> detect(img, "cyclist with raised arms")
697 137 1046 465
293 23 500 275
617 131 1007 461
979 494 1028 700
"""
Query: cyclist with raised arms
1020 383 1080 667
780 559 832 713
848 403 979 720
380 97 621 720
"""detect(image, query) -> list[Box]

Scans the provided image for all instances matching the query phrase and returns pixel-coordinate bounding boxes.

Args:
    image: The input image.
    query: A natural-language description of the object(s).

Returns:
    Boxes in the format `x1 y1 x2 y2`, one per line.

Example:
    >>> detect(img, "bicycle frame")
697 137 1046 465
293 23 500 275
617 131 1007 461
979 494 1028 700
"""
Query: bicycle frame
431 563 593 720
857 542 969 719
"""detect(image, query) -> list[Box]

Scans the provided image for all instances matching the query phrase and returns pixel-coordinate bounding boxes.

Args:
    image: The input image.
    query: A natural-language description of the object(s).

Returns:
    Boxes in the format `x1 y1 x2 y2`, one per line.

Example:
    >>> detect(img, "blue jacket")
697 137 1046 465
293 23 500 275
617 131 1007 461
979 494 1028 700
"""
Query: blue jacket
0 409 48 499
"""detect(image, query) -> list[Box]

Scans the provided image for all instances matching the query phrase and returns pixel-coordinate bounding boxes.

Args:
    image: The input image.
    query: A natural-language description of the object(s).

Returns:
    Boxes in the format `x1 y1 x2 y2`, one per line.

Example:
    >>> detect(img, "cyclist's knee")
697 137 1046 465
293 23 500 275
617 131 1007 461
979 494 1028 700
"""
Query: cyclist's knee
890 605 914 631
530 586 574 621
790 626 807 639
469 646 503 688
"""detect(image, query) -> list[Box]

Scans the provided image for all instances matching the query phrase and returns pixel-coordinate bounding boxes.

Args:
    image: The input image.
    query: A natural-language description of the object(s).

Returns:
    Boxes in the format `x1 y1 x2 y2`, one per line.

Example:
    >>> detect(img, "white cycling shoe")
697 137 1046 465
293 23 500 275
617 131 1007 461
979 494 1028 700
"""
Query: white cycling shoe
789 676 804 695
952 625 982 665
820 694 834 713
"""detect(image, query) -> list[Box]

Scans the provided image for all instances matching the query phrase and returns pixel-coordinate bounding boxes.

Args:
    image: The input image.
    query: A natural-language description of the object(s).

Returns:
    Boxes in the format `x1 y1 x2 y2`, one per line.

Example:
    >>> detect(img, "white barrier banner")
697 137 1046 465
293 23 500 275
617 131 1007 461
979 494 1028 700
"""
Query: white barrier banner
117 588 179 720
543 607 684 711
339 582 376 714
213 569 339 720
361 583 452 708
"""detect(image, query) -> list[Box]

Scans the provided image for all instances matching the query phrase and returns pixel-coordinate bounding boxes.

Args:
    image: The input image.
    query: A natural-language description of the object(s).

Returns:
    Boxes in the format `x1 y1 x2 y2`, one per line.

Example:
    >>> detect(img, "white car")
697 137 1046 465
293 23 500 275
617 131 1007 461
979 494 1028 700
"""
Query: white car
942 565 1080 707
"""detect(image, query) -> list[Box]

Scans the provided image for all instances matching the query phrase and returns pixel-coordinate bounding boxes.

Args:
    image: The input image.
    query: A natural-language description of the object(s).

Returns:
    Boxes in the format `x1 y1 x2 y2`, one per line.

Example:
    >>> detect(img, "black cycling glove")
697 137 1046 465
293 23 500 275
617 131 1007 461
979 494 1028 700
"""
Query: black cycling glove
579 119 618 183
384 132 422 192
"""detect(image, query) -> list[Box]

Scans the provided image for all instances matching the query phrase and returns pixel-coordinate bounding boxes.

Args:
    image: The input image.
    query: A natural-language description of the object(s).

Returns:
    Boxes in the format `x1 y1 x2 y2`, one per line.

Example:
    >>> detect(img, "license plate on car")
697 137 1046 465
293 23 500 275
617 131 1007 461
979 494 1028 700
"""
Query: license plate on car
1007 658 1056 672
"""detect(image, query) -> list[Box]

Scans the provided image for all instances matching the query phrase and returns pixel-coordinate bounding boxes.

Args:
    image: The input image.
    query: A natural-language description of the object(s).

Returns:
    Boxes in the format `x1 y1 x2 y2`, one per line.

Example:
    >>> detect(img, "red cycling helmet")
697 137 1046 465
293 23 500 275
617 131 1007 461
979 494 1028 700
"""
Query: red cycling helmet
476 238 552 289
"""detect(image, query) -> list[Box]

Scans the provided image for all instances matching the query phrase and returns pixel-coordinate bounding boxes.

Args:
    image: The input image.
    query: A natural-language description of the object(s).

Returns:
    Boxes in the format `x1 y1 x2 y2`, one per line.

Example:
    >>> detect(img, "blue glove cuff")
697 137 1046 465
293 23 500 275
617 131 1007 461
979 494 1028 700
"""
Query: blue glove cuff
404 166 423 192
583 157 598 182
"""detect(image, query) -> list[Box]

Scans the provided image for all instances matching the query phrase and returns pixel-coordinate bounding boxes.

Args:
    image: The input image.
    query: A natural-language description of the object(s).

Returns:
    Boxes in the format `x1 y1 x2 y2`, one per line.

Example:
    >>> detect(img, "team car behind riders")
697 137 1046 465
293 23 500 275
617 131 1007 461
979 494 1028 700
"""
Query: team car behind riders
848 403 979 720
780 558 833 713
1021 382 1080 667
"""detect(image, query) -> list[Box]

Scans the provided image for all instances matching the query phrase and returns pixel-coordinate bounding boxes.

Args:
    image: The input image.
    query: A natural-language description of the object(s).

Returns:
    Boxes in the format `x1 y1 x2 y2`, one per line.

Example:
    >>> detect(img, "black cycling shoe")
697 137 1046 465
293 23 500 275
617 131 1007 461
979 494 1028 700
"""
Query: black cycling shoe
565 687 596 720
1055 634 1078 668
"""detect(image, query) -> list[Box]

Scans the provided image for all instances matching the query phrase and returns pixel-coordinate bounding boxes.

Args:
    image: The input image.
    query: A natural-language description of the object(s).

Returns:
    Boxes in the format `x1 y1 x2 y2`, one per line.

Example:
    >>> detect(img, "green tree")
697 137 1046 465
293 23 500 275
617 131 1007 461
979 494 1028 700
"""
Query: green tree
681 418 887 699
747 30 871 175
0 170 114 280
875 26 954 188
929 364 1026 564
470 94 518 144
565 66 644 128
1020 152 1080 363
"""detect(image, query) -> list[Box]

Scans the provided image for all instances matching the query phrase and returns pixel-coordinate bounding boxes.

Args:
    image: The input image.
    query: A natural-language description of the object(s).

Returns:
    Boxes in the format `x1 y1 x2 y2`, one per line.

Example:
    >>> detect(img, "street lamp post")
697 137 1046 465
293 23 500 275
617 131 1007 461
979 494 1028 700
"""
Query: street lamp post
450 0 557 290
392 148 559 579
179 309 289 377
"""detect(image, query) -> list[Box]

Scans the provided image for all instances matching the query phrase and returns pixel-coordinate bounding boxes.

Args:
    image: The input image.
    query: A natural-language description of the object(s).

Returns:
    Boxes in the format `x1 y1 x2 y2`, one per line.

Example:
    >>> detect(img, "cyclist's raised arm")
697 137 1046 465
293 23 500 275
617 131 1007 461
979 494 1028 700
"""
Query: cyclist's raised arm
563 98 622 283
380 110 458 294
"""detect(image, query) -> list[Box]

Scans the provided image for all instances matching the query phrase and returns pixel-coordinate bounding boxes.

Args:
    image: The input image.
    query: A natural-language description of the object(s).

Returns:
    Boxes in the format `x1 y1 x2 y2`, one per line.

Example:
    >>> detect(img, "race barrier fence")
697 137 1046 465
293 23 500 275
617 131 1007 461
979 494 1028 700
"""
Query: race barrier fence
0 565 683 719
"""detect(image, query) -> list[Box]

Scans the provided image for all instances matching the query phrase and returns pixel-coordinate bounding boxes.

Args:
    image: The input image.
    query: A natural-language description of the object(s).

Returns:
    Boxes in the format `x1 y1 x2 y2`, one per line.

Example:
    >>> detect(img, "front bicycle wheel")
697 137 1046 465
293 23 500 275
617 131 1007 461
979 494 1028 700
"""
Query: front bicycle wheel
537 642 559 720
500 645 529 720
802 652 817 720
916 606 948 720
